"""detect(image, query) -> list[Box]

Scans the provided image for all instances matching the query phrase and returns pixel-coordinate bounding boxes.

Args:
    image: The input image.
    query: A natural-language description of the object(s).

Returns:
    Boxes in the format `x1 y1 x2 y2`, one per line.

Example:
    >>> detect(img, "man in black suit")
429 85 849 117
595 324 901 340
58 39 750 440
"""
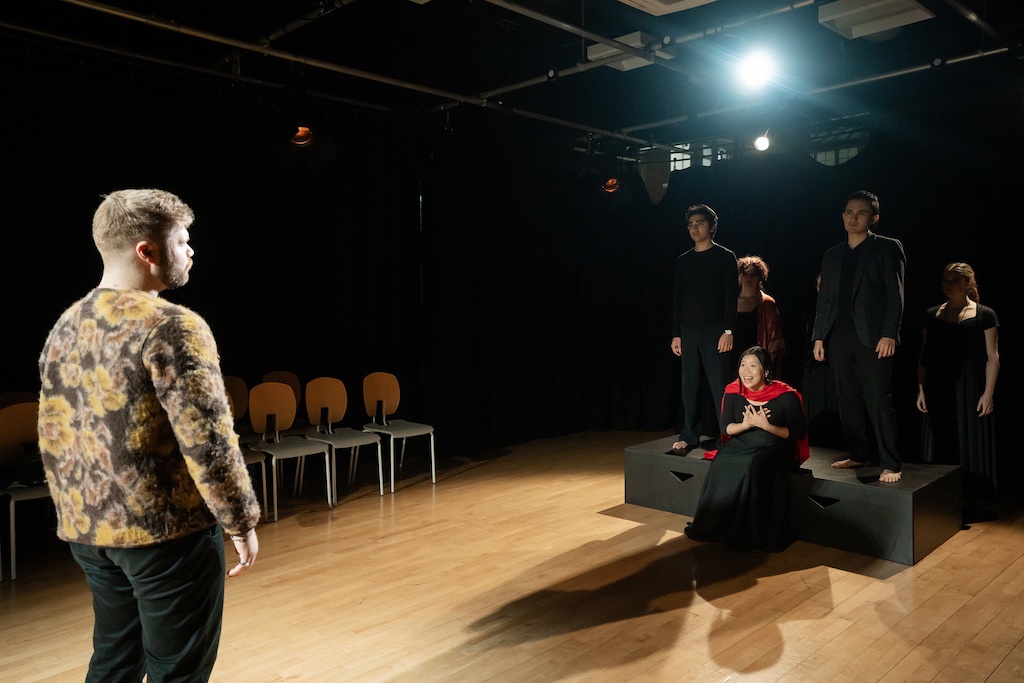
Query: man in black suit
812 190 905 483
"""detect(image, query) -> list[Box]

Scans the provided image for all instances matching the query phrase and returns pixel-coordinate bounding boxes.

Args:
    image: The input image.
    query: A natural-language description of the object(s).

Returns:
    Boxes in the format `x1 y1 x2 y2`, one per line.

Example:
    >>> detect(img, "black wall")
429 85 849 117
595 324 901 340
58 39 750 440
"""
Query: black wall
4 51 1016 486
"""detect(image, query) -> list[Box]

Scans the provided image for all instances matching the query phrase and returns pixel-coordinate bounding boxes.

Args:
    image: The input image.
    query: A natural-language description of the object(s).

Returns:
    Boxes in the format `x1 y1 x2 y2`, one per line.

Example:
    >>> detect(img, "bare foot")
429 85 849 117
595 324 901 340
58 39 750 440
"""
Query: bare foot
831 458 868 469
672 441 689 451
879 469 902 483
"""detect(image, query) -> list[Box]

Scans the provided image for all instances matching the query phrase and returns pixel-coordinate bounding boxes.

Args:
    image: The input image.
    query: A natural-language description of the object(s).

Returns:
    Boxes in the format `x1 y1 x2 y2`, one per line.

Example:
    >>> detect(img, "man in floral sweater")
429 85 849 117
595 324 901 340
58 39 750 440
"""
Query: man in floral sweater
38 189 261 682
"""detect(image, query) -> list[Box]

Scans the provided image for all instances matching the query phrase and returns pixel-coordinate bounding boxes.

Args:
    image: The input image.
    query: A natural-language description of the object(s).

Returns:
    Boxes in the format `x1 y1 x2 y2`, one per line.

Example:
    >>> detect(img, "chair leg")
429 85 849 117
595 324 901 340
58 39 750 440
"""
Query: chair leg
295 456 306 496
10 498 16 580
259 460 269 521
399 439 408 471
429 432 437 484
349 446 360 486
330 448 338 508
389 437 396 494
272 457 280 522
323 453 332 508
375 442 384 497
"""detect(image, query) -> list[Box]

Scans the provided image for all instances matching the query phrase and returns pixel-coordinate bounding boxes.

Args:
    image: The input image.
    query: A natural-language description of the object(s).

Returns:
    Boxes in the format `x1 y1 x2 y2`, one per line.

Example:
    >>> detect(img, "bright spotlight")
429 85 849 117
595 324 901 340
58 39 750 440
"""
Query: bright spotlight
754 134 770 151
738 52 775 89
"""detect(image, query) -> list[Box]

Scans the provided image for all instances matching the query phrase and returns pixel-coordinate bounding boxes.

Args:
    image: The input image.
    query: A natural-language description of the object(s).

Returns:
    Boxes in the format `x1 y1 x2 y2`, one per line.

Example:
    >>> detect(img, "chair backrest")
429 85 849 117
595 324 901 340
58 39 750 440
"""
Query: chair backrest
363 372 400 420
222 375 248 420
249 382 298 435
262 371 301 406
0 401 40 472
0 391 38 410
305 377 347 427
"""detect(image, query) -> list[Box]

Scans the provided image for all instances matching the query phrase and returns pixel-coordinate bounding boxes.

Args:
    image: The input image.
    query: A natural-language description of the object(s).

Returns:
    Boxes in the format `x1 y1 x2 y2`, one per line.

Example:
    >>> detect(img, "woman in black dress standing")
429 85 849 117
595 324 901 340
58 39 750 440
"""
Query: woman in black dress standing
685 346 809 552
916 262 1000 518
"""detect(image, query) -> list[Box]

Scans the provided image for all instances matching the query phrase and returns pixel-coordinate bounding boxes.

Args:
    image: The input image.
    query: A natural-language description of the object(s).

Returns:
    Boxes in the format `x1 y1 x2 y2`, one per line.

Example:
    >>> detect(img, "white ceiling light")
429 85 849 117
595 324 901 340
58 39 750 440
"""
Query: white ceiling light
587 31 676 71
737 52 776 89
818 0 935 40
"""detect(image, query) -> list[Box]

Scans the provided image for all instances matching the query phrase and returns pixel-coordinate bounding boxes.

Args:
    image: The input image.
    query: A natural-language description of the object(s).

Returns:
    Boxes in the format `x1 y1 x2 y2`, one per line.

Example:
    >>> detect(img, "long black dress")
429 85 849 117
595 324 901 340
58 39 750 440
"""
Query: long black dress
919 304 999 498
684 391 807 552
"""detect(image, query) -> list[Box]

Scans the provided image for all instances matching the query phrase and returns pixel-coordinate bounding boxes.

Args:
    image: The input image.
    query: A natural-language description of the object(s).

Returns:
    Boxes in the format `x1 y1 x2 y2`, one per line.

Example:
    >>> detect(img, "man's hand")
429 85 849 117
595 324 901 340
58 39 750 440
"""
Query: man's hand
228 528 259 577
718 332 733 354
875 337 896 359
671 337 681 357
813 340 825 362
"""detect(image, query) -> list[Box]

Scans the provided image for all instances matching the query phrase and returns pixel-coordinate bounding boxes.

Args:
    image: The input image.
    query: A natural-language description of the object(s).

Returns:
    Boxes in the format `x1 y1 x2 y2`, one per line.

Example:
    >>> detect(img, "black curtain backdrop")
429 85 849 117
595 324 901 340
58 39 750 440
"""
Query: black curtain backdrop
4 53 1016 489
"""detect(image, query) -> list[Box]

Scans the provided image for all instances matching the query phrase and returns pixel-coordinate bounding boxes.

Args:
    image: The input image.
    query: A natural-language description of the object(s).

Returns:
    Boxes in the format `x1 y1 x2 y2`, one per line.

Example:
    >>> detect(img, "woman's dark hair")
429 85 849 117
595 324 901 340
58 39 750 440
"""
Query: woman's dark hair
737 345 774 382
944 262 981 303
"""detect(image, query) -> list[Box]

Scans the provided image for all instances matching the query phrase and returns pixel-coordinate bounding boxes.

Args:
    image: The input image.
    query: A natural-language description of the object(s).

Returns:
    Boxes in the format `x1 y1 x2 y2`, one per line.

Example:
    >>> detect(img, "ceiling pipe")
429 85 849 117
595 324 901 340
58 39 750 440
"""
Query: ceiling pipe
54 0 685 152
432 0 814 114
215 0 358 70
60 0 490 106
480 0 686 75
938 0 1023 57
48 0 1017 157
0 18 395 114
670 0 815 44
615 46 1007 140
431 51 639 114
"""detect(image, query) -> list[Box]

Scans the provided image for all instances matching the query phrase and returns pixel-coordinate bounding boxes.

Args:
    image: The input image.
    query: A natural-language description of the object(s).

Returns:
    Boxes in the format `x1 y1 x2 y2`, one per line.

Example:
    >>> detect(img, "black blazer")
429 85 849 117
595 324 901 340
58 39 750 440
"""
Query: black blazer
812 231 906 348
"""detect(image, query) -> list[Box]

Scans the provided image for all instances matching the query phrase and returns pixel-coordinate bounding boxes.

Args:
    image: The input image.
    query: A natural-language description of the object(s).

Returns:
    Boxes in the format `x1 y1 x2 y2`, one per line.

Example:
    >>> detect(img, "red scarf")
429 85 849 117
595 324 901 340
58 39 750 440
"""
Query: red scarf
703 379 810 464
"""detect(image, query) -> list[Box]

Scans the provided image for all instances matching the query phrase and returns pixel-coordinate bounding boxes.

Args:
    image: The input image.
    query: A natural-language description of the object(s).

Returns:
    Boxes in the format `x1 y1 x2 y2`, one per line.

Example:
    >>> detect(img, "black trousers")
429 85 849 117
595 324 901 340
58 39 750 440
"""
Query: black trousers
678 323 732 445
828 329 902 472
69 526 227 683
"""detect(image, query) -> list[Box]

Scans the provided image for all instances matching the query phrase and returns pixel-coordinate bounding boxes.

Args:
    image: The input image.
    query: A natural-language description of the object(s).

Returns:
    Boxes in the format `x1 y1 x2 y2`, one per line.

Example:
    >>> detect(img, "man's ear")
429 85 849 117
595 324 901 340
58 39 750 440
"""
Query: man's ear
135 240 159 266
870 213 880 227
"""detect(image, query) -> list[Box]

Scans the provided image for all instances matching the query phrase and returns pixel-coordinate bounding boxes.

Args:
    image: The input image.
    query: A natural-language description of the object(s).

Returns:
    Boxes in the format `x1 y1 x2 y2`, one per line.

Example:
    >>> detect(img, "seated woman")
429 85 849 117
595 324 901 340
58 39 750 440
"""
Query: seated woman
735 256 786 379
684 346 809 552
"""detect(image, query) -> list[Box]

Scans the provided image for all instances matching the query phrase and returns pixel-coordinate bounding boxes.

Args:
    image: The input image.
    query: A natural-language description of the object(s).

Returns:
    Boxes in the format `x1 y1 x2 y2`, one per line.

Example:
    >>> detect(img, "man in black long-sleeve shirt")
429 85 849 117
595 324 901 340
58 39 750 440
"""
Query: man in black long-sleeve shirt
670 204 738 451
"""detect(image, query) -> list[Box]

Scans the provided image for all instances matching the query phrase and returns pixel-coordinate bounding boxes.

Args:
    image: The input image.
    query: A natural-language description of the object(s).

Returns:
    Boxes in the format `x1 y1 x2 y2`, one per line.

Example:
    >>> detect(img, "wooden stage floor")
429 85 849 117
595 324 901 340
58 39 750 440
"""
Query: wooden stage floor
1 431 1023 682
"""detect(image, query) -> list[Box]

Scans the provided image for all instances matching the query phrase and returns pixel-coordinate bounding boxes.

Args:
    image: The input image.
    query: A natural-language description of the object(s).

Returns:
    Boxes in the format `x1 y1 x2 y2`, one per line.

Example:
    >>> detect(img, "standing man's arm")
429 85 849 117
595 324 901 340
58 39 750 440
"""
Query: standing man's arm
671 256 683 356
811 250 834 362
147 313 261 574
876 238 906 359
718 249 738 353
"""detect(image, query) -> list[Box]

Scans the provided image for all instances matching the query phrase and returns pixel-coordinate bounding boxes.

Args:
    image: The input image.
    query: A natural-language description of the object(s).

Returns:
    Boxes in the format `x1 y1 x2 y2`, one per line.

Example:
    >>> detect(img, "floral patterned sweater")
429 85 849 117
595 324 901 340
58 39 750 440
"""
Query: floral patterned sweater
37 288 260 547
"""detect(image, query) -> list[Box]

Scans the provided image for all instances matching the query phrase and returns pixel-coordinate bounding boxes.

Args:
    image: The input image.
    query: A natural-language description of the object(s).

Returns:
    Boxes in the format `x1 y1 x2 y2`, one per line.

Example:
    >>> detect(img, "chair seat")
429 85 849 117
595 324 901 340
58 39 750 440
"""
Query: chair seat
256 436 329 461
5 484 49 502
254 436 332 521
305 427 381 450
363 419 433 439
305 428 384 497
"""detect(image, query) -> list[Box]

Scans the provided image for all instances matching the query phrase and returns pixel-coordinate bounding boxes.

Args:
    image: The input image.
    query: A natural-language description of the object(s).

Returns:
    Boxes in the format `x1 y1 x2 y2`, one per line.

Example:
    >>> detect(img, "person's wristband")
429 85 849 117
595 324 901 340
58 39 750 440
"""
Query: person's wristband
230 528 255 542
724 329 733 336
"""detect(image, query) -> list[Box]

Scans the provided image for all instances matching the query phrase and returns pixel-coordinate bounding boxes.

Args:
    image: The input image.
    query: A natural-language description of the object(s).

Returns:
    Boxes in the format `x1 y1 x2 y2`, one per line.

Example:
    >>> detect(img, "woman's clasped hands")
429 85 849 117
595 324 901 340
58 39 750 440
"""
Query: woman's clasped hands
741 404 771 430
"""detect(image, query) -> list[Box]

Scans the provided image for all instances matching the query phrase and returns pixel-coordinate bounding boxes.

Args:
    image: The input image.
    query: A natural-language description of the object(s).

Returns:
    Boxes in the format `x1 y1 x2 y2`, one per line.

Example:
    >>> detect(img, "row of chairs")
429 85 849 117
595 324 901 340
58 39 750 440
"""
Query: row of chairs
227 372 436 521
0 371 435 579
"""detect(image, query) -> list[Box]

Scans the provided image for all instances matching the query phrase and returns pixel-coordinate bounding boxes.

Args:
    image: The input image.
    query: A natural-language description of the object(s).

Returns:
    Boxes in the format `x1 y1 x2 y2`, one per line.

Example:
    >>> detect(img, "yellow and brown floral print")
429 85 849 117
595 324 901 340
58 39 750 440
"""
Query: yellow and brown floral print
38 288 260 548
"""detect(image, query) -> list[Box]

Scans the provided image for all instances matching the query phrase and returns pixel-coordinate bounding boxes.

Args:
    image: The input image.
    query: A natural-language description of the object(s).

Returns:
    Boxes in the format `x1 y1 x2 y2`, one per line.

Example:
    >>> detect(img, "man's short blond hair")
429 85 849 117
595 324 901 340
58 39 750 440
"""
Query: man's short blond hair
92 189 195 252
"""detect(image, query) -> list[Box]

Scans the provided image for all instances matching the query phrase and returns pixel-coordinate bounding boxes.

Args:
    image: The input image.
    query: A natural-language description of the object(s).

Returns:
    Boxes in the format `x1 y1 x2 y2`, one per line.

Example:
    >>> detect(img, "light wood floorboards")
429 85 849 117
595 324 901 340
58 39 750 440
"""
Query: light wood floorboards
1 431 1023 682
